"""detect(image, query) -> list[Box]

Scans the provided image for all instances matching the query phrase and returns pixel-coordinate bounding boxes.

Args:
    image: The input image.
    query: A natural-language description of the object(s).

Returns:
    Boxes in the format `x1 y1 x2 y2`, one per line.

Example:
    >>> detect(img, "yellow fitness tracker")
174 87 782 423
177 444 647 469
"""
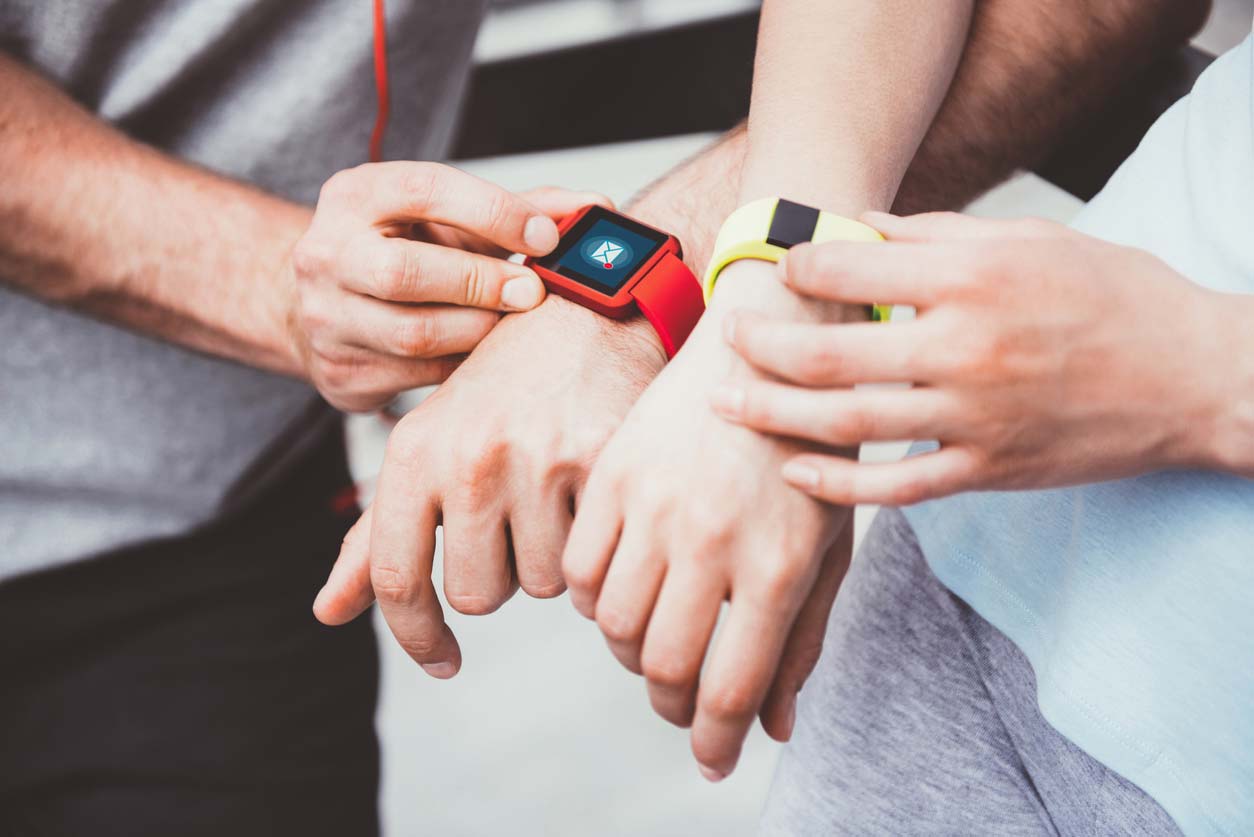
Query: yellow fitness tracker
703 197 892 321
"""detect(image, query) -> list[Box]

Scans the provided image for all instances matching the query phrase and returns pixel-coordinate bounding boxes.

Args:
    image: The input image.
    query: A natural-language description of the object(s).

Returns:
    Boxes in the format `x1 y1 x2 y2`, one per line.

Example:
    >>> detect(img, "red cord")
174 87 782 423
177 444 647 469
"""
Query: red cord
369 0 390 163
322 3 395 515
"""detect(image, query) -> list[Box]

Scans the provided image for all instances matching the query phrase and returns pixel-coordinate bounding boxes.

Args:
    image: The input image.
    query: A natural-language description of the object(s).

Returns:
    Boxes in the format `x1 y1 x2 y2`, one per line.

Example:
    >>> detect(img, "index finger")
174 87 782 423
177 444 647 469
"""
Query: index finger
781 240 975 308
368 431 462 677
342 161 561 256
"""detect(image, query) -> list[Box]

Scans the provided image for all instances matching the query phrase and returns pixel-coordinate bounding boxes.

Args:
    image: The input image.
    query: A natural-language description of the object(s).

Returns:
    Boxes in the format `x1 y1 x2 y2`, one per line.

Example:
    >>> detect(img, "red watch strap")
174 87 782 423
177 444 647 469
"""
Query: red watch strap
629 251 704 358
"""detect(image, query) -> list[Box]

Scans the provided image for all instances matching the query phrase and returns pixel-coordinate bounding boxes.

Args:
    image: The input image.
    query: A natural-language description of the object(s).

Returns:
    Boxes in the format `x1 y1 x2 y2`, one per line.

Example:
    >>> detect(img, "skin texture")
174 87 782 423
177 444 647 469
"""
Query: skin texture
0 54 600 408
715 211 1254 504
311 0 1211 779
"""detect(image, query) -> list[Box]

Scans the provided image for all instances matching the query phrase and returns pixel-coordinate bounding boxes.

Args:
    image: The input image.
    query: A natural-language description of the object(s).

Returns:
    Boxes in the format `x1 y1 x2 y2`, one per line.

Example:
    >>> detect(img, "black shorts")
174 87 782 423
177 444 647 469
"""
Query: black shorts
0 429 379 837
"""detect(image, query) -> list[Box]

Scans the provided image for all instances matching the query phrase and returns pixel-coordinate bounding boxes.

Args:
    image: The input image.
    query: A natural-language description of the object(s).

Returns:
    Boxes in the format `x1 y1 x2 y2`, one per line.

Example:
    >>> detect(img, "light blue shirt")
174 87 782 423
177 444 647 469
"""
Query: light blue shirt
903 33 1254 837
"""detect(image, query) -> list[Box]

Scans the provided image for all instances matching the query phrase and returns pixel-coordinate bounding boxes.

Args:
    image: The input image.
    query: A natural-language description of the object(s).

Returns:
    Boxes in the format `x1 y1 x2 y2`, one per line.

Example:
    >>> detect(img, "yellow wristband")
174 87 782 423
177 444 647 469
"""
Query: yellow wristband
703 197 891 321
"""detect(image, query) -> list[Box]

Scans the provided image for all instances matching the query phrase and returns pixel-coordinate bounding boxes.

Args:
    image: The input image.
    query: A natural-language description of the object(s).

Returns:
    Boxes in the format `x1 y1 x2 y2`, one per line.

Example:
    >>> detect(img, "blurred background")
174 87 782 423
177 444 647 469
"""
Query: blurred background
344 1 1254 834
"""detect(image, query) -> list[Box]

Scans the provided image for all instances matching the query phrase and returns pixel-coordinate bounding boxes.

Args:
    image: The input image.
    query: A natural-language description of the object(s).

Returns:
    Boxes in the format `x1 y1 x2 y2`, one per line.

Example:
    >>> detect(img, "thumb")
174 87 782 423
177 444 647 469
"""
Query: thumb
313 505 377 625
759 517 853 742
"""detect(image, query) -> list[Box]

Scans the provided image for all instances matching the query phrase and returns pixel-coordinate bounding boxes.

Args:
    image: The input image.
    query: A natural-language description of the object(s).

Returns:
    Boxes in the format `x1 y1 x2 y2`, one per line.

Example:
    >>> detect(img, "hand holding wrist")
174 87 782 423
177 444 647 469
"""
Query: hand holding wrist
284 163 610 411
712 212 1251 507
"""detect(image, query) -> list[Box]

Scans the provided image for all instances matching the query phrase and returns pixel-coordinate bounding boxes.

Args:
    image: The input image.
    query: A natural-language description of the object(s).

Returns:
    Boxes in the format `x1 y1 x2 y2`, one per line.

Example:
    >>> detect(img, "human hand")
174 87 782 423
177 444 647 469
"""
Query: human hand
715 211 1233 505
563 260 855 781
285 160 606 411
312 294 667 676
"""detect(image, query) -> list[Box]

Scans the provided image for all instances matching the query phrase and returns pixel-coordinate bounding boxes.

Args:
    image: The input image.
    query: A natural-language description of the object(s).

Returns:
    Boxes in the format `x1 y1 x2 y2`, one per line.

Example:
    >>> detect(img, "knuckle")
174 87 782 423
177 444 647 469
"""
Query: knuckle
289 239 329 279
319 167 362 204
460 257 495 308
400 162 444 212
561 557 601 597
482 187 515 236
395 634 443 660
317 355 359 394
687 508 738 557
384 414 431 464
596 608 641 644
887 475 930 506
370 561 417 606
371 245 413 297
757 558 809 602
796 341 842 385
824 404 871 444
395 315 439 357
641 653 693 691
700 682 758 721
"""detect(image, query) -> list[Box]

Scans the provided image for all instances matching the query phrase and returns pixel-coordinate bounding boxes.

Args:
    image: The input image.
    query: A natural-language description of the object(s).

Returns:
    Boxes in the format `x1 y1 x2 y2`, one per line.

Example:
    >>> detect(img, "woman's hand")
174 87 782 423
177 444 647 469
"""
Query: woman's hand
563 260 855 782
285 160 608 411
714 211 1239 506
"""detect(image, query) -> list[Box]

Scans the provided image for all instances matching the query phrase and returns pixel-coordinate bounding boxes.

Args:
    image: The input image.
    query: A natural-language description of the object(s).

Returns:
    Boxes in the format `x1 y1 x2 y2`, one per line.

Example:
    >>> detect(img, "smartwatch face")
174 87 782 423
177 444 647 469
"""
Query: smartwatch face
535 206 668 296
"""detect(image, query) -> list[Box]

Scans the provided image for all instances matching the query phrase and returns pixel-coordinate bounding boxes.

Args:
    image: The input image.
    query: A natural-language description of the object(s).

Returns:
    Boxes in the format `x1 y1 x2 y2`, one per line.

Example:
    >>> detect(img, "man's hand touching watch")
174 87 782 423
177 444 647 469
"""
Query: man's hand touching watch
284 161 607 412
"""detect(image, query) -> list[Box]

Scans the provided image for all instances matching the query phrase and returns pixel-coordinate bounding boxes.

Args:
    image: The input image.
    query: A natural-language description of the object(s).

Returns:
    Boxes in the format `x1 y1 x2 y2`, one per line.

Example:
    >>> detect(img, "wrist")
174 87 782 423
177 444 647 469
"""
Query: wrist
524 293 669 376
1195 291 1254 477
272 208 319 379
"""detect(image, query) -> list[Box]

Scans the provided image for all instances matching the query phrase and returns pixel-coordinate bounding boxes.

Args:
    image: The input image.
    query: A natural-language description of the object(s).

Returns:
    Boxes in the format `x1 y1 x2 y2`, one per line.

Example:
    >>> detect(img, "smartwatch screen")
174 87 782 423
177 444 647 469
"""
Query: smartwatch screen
536 206 668 295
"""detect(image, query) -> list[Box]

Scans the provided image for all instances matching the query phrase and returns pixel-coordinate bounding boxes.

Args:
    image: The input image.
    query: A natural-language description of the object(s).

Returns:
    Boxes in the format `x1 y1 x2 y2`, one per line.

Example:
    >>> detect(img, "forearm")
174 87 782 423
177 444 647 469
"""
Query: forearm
893 0 1211 214
740 0 971 214
0 54 308 374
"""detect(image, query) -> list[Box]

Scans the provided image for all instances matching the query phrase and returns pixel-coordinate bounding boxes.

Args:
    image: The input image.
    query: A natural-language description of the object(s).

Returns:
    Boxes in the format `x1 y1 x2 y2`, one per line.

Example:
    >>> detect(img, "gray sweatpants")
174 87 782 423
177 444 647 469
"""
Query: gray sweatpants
760 508 1182 836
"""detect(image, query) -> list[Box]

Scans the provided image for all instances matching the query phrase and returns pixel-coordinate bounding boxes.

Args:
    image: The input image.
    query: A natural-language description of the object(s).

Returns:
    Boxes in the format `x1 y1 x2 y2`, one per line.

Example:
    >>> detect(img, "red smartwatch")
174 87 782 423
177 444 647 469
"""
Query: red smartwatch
525 204 704 357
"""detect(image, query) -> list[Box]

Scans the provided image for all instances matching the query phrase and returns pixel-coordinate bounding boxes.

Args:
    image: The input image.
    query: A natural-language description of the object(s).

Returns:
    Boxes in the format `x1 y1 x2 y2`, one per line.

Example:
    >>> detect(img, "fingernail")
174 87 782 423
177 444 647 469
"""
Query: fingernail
421 661 458 679
782 460 820 490
698 764 727 783
709 385 745 419
860 210 895 227
524 215 559 253
722 314 739 347
783 701 797 740
501 274 544 310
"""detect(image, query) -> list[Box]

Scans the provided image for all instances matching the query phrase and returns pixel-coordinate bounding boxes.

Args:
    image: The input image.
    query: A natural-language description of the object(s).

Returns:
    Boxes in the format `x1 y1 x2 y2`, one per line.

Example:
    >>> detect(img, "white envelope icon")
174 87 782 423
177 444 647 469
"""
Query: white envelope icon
591 239 625 266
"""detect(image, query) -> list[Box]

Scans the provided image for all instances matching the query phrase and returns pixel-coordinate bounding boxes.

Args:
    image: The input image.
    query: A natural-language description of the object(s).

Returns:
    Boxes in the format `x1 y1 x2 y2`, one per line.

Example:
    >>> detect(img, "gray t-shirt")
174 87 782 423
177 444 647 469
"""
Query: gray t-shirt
0 0 488 580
